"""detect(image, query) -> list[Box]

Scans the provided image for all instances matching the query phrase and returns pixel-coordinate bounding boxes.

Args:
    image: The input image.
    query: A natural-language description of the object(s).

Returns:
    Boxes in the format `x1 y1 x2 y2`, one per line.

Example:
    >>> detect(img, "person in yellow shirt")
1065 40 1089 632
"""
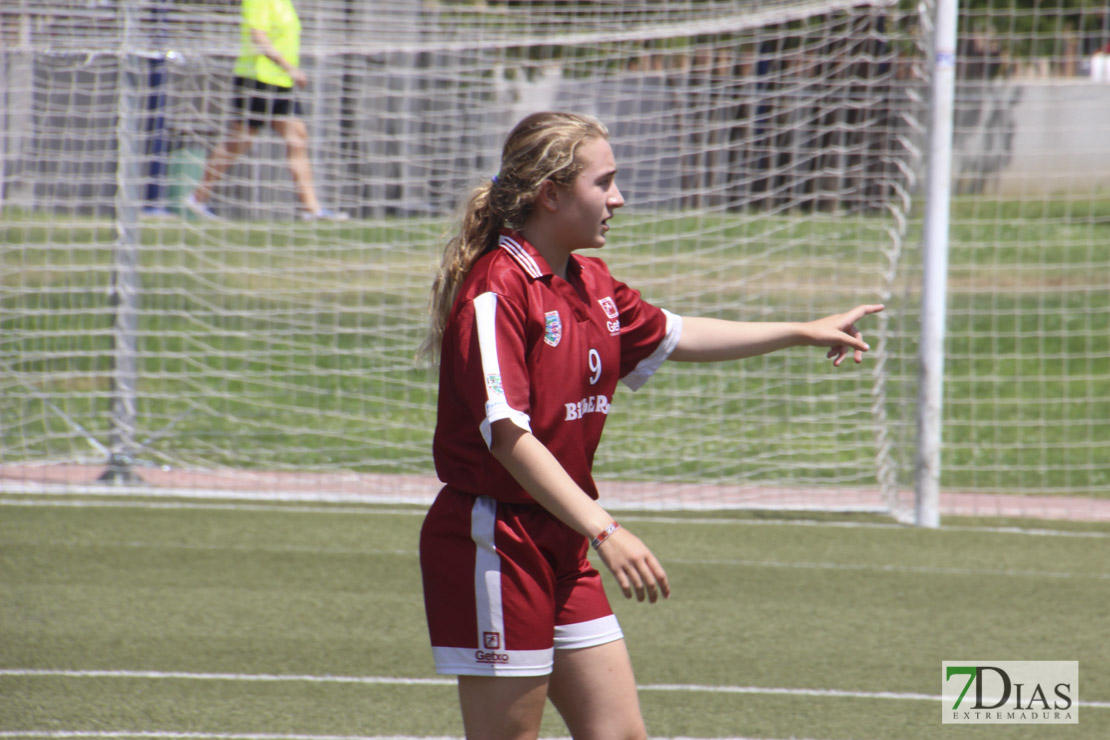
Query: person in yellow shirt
185 0 347 221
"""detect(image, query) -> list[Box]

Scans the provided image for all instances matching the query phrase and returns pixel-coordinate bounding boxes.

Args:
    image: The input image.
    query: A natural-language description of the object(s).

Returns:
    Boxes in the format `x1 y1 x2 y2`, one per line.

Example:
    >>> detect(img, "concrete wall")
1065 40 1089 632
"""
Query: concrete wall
952 80 1110 197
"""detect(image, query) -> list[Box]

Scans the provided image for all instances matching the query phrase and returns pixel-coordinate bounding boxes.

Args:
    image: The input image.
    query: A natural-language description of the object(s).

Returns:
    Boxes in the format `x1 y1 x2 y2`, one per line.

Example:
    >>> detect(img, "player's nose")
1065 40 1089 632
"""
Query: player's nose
608 185 625 209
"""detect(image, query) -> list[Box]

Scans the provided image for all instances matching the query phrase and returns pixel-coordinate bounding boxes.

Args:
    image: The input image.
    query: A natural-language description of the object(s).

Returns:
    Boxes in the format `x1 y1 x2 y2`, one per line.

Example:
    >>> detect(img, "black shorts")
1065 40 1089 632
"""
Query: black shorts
231 76 304 129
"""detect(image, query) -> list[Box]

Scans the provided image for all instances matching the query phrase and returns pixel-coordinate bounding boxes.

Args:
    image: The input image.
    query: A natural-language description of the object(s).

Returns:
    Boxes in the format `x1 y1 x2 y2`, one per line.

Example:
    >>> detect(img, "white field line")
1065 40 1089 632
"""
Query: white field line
0 734 468 740
0 734 543 740
2 669 1107 709
625 514 1110 540
0 497 425 517
0 668 933 702
8 538 417 558
3 498 1109 580
663 556 1110 581
3 496 1108 540
0 733 822 740
5 534 1108 582
0 669 452 687
4 505 1107 582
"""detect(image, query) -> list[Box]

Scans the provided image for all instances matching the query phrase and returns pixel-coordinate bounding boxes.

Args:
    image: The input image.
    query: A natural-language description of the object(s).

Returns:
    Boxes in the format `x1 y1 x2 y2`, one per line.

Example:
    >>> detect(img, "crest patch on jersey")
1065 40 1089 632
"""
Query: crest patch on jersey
485 373 504 399
544 310 563 347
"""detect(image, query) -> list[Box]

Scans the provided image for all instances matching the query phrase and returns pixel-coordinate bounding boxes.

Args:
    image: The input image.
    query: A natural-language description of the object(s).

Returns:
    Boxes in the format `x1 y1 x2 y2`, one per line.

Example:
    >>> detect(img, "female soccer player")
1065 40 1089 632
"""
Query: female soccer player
419 112 882 739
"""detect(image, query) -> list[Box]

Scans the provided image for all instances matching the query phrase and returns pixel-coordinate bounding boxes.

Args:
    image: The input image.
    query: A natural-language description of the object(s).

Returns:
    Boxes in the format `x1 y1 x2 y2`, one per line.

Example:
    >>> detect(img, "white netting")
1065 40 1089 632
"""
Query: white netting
3 1 1106 519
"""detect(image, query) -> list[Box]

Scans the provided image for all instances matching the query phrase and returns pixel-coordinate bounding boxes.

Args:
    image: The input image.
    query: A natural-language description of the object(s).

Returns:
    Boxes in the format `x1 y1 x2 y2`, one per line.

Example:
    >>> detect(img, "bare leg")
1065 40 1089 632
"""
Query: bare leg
271 117 320 214
457 674 548 740
193 121 255 203
547 639 648 740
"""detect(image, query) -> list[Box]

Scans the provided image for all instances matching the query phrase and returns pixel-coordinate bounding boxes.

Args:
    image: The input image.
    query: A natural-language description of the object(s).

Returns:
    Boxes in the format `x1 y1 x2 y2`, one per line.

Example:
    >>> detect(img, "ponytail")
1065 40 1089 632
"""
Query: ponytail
419 182 501 361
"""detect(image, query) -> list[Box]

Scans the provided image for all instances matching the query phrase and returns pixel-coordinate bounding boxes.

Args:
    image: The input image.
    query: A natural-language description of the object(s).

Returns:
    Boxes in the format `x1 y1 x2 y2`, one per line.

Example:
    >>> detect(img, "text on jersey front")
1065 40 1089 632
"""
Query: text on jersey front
565 394 611 420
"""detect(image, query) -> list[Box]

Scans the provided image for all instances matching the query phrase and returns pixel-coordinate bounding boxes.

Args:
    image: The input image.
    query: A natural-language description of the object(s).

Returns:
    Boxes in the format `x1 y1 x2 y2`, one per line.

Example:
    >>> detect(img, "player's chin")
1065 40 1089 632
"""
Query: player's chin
582 231 607 250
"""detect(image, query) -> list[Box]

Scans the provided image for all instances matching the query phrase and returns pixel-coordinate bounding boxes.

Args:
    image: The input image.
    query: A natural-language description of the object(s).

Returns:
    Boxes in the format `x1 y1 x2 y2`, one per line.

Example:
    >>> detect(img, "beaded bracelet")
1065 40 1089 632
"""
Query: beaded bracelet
590 522 621 551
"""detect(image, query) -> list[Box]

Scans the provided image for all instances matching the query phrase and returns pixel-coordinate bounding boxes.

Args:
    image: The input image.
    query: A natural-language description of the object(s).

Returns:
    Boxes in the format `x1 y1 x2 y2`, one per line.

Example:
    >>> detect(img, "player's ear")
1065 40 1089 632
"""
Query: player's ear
535 179 560 213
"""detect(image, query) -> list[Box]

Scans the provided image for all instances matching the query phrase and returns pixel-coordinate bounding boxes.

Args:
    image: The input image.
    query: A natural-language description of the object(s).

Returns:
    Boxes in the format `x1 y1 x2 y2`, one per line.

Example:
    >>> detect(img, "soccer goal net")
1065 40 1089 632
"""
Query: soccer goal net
2 1 1106 523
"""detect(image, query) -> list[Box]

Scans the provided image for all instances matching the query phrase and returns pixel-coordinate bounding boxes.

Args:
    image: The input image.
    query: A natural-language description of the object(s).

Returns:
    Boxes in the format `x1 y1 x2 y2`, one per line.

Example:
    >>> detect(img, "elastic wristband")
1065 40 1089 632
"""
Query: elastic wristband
590 522 621 551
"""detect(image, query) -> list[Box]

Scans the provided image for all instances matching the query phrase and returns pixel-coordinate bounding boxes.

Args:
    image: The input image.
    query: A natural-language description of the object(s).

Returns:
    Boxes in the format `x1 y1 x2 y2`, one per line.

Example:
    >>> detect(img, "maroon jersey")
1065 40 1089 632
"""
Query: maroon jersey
433 230 681 504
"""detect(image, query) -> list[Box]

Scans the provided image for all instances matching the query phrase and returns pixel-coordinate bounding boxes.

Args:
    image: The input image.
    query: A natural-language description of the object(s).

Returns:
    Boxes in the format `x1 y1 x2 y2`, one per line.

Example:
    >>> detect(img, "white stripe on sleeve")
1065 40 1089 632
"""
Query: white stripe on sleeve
621 309 683 391
473 292 532 446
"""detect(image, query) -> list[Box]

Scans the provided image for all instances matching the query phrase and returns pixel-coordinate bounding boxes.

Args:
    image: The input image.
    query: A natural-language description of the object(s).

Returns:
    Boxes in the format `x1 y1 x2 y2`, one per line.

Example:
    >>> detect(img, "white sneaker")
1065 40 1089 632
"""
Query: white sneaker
300 207 349 222
183 194 220 221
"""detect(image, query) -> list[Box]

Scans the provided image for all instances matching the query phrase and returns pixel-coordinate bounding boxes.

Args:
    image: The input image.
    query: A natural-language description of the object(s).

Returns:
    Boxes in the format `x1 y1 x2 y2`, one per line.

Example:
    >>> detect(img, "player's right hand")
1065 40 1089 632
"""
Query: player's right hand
594 528 671 603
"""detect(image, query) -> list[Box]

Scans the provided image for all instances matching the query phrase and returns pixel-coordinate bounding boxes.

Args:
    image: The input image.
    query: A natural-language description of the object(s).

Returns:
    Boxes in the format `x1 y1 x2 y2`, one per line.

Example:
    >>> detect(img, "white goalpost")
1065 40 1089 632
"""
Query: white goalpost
2 1 1107 524
915 0 959 528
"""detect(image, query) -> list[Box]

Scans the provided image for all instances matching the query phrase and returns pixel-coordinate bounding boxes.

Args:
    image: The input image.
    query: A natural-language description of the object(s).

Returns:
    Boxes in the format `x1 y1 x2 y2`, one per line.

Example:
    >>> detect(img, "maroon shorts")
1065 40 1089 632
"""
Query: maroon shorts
419 486 622 676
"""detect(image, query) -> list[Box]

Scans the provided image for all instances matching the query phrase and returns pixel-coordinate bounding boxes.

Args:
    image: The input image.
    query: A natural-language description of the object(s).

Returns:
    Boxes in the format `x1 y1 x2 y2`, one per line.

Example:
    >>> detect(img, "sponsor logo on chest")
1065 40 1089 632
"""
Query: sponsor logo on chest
565 394 611 420
598 296 620 336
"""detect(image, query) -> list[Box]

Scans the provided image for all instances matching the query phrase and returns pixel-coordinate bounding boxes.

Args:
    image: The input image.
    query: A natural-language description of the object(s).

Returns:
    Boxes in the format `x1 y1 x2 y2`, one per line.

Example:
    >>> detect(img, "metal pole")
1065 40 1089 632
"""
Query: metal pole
101 4 144 483
142 0 172 215
914 0 959 527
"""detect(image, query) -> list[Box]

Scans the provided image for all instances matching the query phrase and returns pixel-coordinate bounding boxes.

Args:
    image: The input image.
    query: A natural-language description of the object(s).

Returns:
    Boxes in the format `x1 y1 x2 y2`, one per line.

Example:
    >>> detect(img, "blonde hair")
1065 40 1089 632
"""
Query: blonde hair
420 112 609 361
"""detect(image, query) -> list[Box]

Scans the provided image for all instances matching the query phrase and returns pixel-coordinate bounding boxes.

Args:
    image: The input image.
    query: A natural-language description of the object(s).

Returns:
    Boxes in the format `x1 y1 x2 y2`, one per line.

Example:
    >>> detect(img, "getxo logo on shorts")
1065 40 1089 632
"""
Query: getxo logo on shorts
476 631 510 664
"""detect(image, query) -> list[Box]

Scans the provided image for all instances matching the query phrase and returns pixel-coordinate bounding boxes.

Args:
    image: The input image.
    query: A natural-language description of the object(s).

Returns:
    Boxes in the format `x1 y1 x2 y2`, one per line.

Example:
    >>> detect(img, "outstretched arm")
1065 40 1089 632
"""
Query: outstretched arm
487 419 670 603
669 304 884 367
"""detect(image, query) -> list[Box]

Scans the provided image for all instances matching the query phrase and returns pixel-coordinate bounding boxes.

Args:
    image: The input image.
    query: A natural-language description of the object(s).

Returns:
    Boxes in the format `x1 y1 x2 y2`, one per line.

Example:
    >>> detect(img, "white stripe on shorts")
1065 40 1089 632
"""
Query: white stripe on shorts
470 496 503 645
432 614 624 676
431 645 553 677
554 614 624 651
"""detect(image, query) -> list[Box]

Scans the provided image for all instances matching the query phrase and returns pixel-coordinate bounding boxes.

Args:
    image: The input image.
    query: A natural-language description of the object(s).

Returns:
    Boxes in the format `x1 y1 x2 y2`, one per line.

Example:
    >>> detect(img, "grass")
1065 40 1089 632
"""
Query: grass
1 494 1107 738
1 197 1108 495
